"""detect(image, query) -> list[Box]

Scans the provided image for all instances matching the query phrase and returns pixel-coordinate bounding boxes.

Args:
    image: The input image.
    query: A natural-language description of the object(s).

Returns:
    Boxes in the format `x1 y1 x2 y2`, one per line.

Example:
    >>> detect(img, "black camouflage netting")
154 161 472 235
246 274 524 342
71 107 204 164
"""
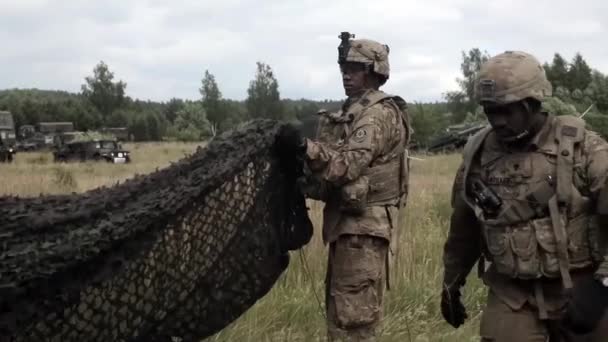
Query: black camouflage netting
0 119 313 342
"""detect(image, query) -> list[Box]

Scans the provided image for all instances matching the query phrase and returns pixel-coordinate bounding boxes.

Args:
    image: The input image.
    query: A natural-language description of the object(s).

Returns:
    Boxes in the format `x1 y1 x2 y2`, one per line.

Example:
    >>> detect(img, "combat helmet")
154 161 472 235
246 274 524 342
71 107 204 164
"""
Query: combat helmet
476 51 552 105
338 32 390 78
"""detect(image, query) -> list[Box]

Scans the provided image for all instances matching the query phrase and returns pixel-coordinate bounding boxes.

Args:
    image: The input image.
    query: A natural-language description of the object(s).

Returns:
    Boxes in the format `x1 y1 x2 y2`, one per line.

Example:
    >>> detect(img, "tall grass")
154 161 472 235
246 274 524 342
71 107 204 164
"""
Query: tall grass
0 142 203 195
0 146 487 341
207 153 487 342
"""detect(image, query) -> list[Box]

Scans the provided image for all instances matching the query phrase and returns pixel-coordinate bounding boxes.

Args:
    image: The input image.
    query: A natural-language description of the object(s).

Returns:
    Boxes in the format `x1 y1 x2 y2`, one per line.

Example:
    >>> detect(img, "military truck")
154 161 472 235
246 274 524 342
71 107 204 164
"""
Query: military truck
0 111 16 146
0 111 17 162
53 132 131 163
100 127 130 141
15 122 76 151
16 125 45 151
38 122 74 147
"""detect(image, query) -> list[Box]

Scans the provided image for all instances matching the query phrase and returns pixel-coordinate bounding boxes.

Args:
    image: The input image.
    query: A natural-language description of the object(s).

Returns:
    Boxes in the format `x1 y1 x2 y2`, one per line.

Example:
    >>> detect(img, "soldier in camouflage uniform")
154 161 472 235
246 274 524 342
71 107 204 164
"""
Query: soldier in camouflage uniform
278 32 410 341
441 50 608 341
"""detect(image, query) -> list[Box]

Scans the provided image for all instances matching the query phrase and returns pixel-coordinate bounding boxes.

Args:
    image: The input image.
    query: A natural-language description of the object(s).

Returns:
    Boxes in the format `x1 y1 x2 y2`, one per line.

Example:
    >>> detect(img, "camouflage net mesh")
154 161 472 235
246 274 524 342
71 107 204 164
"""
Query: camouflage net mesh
0 119 312 342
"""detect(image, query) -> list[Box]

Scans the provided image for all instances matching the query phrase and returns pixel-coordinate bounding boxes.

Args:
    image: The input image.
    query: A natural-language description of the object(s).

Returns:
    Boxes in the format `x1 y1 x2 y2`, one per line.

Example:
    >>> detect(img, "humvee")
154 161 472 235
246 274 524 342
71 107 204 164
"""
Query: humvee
53 139 131 163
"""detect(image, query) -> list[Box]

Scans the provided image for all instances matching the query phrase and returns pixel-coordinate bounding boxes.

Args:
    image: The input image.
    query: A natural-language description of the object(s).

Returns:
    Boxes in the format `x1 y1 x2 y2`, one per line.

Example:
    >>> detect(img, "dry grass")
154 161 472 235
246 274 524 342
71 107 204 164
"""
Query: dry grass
208 153 487 342
0 142 204 196
0 146 487 342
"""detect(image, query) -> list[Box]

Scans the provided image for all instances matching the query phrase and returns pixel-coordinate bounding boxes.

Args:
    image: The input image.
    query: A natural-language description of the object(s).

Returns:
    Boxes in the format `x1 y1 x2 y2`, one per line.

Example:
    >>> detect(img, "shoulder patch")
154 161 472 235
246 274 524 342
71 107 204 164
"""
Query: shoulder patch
353 128 367 142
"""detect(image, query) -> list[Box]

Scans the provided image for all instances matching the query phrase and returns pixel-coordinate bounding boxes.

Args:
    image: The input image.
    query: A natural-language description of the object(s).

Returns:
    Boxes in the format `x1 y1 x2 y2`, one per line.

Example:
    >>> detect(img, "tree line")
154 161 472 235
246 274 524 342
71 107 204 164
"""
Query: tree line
0 61 339 141
409 49 608 146
1 50 608 143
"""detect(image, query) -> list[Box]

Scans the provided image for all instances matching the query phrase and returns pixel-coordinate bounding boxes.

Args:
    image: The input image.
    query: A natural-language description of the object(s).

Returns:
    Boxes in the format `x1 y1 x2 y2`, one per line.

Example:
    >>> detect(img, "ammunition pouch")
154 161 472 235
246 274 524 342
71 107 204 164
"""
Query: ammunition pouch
340 176 369 214
483 214 595 280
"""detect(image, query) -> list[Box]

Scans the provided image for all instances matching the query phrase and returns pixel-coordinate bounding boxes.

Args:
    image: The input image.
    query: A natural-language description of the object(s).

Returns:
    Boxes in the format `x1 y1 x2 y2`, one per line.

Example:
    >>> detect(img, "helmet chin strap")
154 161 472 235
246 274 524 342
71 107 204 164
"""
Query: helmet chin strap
499 129 531 143
497 100 536 143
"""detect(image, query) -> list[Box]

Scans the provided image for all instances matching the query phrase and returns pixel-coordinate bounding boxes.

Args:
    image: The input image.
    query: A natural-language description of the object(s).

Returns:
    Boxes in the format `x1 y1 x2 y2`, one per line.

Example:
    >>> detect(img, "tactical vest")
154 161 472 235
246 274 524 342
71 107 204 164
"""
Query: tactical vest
460 115 597 290
316 89 410 208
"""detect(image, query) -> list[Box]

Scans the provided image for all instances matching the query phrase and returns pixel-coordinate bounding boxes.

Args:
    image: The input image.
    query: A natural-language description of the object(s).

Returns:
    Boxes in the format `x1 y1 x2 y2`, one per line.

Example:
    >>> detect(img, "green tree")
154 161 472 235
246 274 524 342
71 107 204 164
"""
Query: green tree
220 100 247 132
163 98 184 124
106 109 130 127
567 53 592 91
200 70 225 135
445 48 490 123
129 114 149 141
81 61 127 122
169 101 211 141
586 71 608 112
246 62 284 120
146 113 161 140
544 53 569 90
410 102 450 147
542 97 577 116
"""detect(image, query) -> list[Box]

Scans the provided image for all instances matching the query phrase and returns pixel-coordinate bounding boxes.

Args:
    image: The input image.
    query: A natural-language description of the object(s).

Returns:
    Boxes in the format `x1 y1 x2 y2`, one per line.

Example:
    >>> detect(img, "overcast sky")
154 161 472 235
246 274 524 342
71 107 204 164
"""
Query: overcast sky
1 0 607 103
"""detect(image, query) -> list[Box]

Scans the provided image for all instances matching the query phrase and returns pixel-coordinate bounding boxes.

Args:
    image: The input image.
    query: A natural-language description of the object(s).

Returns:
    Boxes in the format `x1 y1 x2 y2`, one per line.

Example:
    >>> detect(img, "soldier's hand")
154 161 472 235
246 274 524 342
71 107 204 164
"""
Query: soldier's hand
441 286 468 328
562 276 608 334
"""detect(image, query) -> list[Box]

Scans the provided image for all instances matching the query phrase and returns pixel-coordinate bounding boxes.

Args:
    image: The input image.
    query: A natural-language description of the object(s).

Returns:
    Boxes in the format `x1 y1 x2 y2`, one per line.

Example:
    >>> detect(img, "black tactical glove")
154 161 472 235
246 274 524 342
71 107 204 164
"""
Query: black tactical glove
562 276 608 334
441 284 468 328
276 123 307 158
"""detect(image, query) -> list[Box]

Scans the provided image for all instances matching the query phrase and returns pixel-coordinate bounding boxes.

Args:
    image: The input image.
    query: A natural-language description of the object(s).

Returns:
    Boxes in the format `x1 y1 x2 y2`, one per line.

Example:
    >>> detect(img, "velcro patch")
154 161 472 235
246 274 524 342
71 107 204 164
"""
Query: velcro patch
561 126 577 137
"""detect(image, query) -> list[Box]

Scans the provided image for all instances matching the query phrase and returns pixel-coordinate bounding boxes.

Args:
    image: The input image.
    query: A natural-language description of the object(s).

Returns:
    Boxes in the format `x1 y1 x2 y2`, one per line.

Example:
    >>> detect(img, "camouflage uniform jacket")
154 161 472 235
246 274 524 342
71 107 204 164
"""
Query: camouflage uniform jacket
302 89 409 244
443 113 608 316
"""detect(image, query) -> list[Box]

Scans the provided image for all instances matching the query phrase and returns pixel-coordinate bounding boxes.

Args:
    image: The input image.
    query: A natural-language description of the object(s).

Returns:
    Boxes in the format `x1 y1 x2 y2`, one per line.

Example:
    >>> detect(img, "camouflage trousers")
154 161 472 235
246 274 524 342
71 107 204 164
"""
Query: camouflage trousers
325 234 388 342
480 289 608 342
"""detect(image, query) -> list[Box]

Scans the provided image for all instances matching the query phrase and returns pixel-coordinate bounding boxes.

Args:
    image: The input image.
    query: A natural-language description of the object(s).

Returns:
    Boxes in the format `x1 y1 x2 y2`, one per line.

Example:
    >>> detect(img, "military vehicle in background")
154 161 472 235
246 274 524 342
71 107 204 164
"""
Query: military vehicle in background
16 121 76 151
16 125 45 151
427 121 487 153
0 111 16 146
0 111 17 162
53 131 131 163
100 127 130 141
38 122 74 146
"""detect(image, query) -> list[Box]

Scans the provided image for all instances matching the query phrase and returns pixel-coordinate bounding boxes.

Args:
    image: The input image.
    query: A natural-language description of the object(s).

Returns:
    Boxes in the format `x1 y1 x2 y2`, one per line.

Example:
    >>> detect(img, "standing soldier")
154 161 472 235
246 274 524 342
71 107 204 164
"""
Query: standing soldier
441 50 608 341
278 32 410 341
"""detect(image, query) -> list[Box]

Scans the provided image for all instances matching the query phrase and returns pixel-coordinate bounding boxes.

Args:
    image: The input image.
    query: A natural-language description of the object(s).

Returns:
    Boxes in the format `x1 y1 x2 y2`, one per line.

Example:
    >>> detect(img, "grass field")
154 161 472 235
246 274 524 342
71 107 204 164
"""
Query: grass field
0 145 487 342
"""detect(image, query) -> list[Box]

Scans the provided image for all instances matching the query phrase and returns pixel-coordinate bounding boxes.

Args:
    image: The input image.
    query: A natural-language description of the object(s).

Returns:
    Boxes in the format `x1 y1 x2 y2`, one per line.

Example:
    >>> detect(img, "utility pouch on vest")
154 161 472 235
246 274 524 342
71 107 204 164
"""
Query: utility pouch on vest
510 224 541 278
484 218 559 280
366 160 403 206
532 217 561 277
340 176 369 214
484 225 516 277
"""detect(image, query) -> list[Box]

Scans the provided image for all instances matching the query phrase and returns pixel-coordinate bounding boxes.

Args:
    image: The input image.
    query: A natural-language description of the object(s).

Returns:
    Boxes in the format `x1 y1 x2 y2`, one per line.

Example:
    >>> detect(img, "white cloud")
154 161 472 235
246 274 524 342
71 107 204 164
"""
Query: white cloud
0 0 607 102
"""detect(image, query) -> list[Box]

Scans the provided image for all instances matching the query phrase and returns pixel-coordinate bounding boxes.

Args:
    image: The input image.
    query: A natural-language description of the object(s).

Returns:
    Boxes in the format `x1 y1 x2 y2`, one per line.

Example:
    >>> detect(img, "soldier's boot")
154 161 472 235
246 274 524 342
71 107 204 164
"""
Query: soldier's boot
326 234 388 342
